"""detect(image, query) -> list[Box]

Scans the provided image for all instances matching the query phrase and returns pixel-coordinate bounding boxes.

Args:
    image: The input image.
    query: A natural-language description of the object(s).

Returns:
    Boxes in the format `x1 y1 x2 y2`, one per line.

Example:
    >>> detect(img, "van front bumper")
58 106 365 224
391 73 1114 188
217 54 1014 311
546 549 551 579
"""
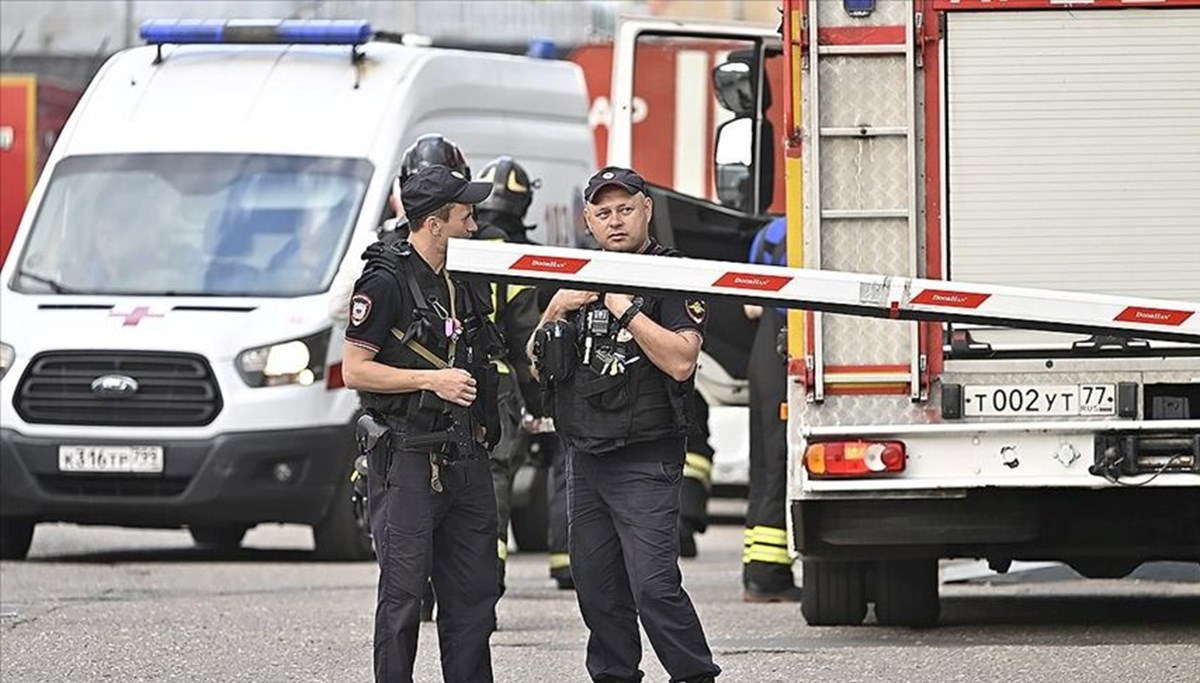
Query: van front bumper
0 425 353 527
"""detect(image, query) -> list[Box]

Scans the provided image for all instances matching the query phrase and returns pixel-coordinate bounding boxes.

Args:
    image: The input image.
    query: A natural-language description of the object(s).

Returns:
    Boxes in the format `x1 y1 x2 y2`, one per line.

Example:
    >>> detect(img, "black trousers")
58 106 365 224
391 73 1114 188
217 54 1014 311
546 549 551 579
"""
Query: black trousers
488 381 527 592
547 434 571 579
743 307 794 589
680 393 714 535
370 445 498 683
568 444 720 683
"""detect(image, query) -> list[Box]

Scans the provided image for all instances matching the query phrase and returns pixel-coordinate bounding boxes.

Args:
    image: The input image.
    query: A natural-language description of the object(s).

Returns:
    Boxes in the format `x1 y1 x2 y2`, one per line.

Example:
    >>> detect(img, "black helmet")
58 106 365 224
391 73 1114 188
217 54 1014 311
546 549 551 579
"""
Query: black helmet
399 134 471 183
476 156 536 219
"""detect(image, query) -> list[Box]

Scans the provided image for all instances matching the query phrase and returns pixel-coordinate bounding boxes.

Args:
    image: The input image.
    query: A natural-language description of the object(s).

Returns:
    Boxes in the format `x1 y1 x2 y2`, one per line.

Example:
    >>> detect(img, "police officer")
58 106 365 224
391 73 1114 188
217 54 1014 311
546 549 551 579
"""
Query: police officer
336 135 474 623
329 133 473 323
471 155 555 594
530 167 721 683
741 216 802 602
342 164 501 683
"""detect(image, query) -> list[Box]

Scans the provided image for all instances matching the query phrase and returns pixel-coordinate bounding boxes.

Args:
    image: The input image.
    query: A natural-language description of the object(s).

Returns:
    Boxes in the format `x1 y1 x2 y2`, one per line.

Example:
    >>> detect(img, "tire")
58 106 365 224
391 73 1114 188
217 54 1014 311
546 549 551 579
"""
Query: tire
1066 558 1142 580
313 469 375 561
510 466 550 552
189 525 249 550
800 560 868 626
873 559 940 627
0 518 35 561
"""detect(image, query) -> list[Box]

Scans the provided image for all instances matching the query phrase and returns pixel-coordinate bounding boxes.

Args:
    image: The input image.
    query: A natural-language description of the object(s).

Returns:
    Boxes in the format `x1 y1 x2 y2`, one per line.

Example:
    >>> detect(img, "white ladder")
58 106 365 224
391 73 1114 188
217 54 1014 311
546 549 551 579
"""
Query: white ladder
804 2 922 402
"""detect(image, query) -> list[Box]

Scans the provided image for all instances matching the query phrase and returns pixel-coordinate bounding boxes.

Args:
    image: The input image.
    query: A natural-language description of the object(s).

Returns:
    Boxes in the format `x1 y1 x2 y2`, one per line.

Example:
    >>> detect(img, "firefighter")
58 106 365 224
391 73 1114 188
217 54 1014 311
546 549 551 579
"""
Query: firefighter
529 167 720 683
470 155 563 594
741 216 803 602
679 392 715 558
342 165 502 682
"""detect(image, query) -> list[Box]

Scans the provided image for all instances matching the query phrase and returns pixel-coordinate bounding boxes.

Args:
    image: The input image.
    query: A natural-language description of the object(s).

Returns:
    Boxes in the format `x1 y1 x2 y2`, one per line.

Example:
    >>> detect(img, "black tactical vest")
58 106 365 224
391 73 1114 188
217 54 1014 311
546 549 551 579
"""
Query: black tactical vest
552 242 693 454
355 239 499 434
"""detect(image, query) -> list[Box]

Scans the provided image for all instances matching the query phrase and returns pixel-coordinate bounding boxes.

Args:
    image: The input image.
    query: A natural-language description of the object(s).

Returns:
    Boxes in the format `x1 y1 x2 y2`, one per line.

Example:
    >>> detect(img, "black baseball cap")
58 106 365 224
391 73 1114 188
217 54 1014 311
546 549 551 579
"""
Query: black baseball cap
584 166 647 203
400 164 492 219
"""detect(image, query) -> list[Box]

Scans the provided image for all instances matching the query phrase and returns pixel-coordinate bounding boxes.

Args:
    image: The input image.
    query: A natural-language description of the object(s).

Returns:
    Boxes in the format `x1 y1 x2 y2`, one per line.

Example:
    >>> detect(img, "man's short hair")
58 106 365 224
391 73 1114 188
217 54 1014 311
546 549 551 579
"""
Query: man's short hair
407 204 455 232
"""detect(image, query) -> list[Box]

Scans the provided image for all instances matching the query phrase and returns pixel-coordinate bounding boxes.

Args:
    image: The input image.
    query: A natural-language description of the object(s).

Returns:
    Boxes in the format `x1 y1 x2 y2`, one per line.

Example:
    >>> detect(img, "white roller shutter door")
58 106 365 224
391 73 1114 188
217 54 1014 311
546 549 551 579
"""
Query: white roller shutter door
946 9 1200 303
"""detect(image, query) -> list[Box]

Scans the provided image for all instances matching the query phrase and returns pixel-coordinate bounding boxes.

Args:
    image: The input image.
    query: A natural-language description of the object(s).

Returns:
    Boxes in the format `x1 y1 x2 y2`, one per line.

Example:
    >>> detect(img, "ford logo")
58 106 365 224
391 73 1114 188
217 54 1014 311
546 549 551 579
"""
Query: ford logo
91 374 139 397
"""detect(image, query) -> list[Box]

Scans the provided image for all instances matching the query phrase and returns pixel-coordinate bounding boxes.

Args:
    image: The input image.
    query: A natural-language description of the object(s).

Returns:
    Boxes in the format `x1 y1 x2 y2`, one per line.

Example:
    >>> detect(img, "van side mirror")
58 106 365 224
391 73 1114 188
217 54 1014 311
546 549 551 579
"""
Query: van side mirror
714 118 753 211
712 60 755 119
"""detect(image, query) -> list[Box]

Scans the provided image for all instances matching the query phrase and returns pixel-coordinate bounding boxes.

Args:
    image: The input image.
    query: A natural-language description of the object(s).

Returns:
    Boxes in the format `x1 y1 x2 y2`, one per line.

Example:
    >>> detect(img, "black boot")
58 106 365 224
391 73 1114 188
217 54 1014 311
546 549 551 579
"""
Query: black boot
742 580 802 603
678 519 698 559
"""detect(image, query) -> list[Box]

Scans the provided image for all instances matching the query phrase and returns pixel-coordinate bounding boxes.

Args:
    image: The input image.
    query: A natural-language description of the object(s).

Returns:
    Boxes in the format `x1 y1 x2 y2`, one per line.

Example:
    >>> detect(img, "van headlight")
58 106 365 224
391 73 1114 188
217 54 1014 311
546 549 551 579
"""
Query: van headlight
0 342 13 381
236 330 330 388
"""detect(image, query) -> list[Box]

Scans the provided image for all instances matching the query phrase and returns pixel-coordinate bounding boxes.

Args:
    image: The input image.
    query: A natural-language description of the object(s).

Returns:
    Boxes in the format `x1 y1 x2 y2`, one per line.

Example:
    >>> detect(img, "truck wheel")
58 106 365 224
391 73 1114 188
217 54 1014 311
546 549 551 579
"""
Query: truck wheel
873 559 940 627
313 471 375 561
510 466 550 552
189 525 249 550
0 518 35 560
1066 558 1142 579
801 560 868 626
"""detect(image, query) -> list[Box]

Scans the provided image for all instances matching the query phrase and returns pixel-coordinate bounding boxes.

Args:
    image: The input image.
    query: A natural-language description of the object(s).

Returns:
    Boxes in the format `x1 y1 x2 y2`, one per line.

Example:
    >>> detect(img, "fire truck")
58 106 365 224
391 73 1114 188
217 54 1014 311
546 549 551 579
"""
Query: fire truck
0 76 81 264
454 0 1200 627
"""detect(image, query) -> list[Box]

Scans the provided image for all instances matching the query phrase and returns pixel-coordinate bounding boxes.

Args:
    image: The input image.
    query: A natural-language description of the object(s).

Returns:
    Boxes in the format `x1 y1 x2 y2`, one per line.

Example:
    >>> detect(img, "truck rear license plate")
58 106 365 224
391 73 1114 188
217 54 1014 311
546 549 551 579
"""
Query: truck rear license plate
963 384 1116 417
58 446 164 473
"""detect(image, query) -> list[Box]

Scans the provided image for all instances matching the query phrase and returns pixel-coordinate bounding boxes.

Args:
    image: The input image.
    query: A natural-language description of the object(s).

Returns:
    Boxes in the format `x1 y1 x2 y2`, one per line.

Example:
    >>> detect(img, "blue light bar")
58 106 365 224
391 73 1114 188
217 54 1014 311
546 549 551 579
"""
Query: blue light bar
140 19 372 46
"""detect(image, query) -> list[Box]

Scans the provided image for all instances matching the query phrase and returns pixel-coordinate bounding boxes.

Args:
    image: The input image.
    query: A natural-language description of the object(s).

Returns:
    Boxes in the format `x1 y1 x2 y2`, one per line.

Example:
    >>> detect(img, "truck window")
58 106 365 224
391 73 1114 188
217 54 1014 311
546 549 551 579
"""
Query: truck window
11 153 372 297
629 34 785 215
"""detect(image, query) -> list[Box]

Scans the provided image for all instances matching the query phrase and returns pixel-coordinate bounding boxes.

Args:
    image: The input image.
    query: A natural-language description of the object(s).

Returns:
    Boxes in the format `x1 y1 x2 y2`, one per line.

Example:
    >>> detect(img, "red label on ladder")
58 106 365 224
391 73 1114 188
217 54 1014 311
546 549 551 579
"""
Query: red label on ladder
510 254 590 274
712 272 793 291
910 289 991 309
1114 306 1195 327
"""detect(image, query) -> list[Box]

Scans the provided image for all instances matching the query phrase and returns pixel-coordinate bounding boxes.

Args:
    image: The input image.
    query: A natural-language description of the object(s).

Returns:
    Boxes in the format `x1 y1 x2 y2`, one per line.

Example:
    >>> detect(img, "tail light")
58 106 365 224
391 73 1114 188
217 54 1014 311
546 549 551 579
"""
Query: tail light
805 440 906 478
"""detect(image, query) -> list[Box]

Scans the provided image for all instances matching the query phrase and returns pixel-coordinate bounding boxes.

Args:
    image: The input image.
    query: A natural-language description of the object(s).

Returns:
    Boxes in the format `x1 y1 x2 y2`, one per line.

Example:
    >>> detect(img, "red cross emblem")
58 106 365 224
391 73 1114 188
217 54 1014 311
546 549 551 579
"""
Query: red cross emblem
110 306 164 326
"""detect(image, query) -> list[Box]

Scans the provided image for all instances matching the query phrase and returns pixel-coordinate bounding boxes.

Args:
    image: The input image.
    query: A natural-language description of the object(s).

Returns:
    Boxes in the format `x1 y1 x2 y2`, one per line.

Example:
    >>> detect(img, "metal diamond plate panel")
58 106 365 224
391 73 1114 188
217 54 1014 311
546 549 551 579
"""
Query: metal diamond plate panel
791 394 937 430
817 0 910 27
818 138 909 213
818 56 907 128
819 218 913 365
823 314 912 365
821 218 909 274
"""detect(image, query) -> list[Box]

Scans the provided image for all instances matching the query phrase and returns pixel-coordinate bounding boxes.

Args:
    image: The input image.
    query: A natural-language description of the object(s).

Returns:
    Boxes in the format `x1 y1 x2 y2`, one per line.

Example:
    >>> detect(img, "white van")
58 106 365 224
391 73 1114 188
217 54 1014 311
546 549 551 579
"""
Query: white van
0 20 595 560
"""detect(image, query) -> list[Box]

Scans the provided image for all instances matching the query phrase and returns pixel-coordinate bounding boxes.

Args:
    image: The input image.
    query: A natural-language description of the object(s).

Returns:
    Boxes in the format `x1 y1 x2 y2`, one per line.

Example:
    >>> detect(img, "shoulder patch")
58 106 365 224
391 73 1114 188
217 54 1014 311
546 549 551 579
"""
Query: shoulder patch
350 293 373 326
685 299 707 325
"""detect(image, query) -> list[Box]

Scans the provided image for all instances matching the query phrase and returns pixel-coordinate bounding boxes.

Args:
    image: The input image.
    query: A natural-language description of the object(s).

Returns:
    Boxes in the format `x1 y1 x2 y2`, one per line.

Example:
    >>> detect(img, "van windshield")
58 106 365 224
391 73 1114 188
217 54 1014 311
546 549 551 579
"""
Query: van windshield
12 153 373 297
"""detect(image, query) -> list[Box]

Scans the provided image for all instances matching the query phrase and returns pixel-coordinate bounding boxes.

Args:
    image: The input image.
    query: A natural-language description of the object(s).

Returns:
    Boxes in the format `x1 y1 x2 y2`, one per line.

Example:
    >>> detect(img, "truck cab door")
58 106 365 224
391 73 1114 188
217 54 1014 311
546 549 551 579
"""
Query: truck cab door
608 16 783 400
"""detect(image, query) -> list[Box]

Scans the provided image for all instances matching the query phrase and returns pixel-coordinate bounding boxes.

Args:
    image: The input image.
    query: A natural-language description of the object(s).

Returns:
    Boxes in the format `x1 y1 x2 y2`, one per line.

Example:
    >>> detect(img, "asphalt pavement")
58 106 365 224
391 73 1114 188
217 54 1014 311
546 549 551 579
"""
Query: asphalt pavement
1 521 1198 682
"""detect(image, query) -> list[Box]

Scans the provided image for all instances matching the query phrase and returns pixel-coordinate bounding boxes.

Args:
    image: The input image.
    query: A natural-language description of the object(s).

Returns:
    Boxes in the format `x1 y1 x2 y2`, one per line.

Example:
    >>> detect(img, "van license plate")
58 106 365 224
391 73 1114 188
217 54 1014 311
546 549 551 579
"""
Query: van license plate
58 446 164 473
962 384 1116 417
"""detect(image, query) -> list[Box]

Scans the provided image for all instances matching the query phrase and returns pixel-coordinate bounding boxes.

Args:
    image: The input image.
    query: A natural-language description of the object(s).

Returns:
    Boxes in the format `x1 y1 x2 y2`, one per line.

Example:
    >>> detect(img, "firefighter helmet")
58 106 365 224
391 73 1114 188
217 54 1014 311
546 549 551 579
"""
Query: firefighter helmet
399 134 471 183
476 156 536 219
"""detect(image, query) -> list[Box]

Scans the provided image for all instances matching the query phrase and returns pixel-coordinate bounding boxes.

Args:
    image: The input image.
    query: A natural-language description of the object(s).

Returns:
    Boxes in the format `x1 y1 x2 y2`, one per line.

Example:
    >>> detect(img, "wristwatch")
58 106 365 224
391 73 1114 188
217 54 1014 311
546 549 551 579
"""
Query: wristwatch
617 296 644 329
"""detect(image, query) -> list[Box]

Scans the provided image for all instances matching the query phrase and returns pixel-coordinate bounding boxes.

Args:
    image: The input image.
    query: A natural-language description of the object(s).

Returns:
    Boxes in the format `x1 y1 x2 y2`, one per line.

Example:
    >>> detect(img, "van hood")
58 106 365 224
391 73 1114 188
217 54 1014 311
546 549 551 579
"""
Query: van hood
0 292 336 363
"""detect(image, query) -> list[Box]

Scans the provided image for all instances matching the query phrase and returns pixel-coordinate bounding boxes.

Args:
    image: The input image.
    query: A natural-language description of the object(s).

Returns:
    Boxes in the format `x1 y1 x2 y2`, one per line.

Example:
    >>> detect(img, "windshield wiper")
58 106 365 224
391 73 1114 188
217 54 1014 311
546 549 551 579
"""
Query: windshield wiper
15 269 79 294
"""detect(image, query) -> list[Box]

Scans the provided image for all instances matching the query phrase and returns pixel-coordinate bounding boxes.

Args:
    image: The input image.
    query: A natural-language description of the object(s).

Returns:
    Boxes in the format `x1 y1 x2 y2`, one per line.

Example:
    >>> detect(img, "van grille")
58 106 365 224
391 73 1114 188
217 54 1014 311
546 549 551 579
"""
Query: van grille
36 474 191 497
14 351 222 426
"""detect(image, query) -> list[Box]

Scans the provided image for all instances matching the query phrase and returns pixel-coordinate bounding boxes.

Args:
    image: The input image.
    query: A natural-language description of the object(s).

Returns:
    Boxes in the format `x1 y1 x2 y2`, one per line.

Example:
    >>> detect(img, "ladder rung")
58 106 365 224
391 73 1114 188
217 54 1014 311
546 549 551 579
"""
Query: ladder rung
820 126 908 138
824 372 914 385
817 44 906 56
821 208 909 220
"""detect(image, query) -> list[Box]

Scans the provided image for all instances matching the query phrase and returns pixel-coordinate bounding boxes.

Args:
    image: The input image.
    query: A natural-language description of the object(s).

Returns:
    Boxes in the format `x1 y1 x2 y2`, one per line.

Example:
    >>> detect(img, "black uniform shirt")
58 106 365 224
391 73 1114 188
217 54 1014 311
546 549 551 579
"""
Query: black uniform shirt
345 247 467 371
656 293 708 340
